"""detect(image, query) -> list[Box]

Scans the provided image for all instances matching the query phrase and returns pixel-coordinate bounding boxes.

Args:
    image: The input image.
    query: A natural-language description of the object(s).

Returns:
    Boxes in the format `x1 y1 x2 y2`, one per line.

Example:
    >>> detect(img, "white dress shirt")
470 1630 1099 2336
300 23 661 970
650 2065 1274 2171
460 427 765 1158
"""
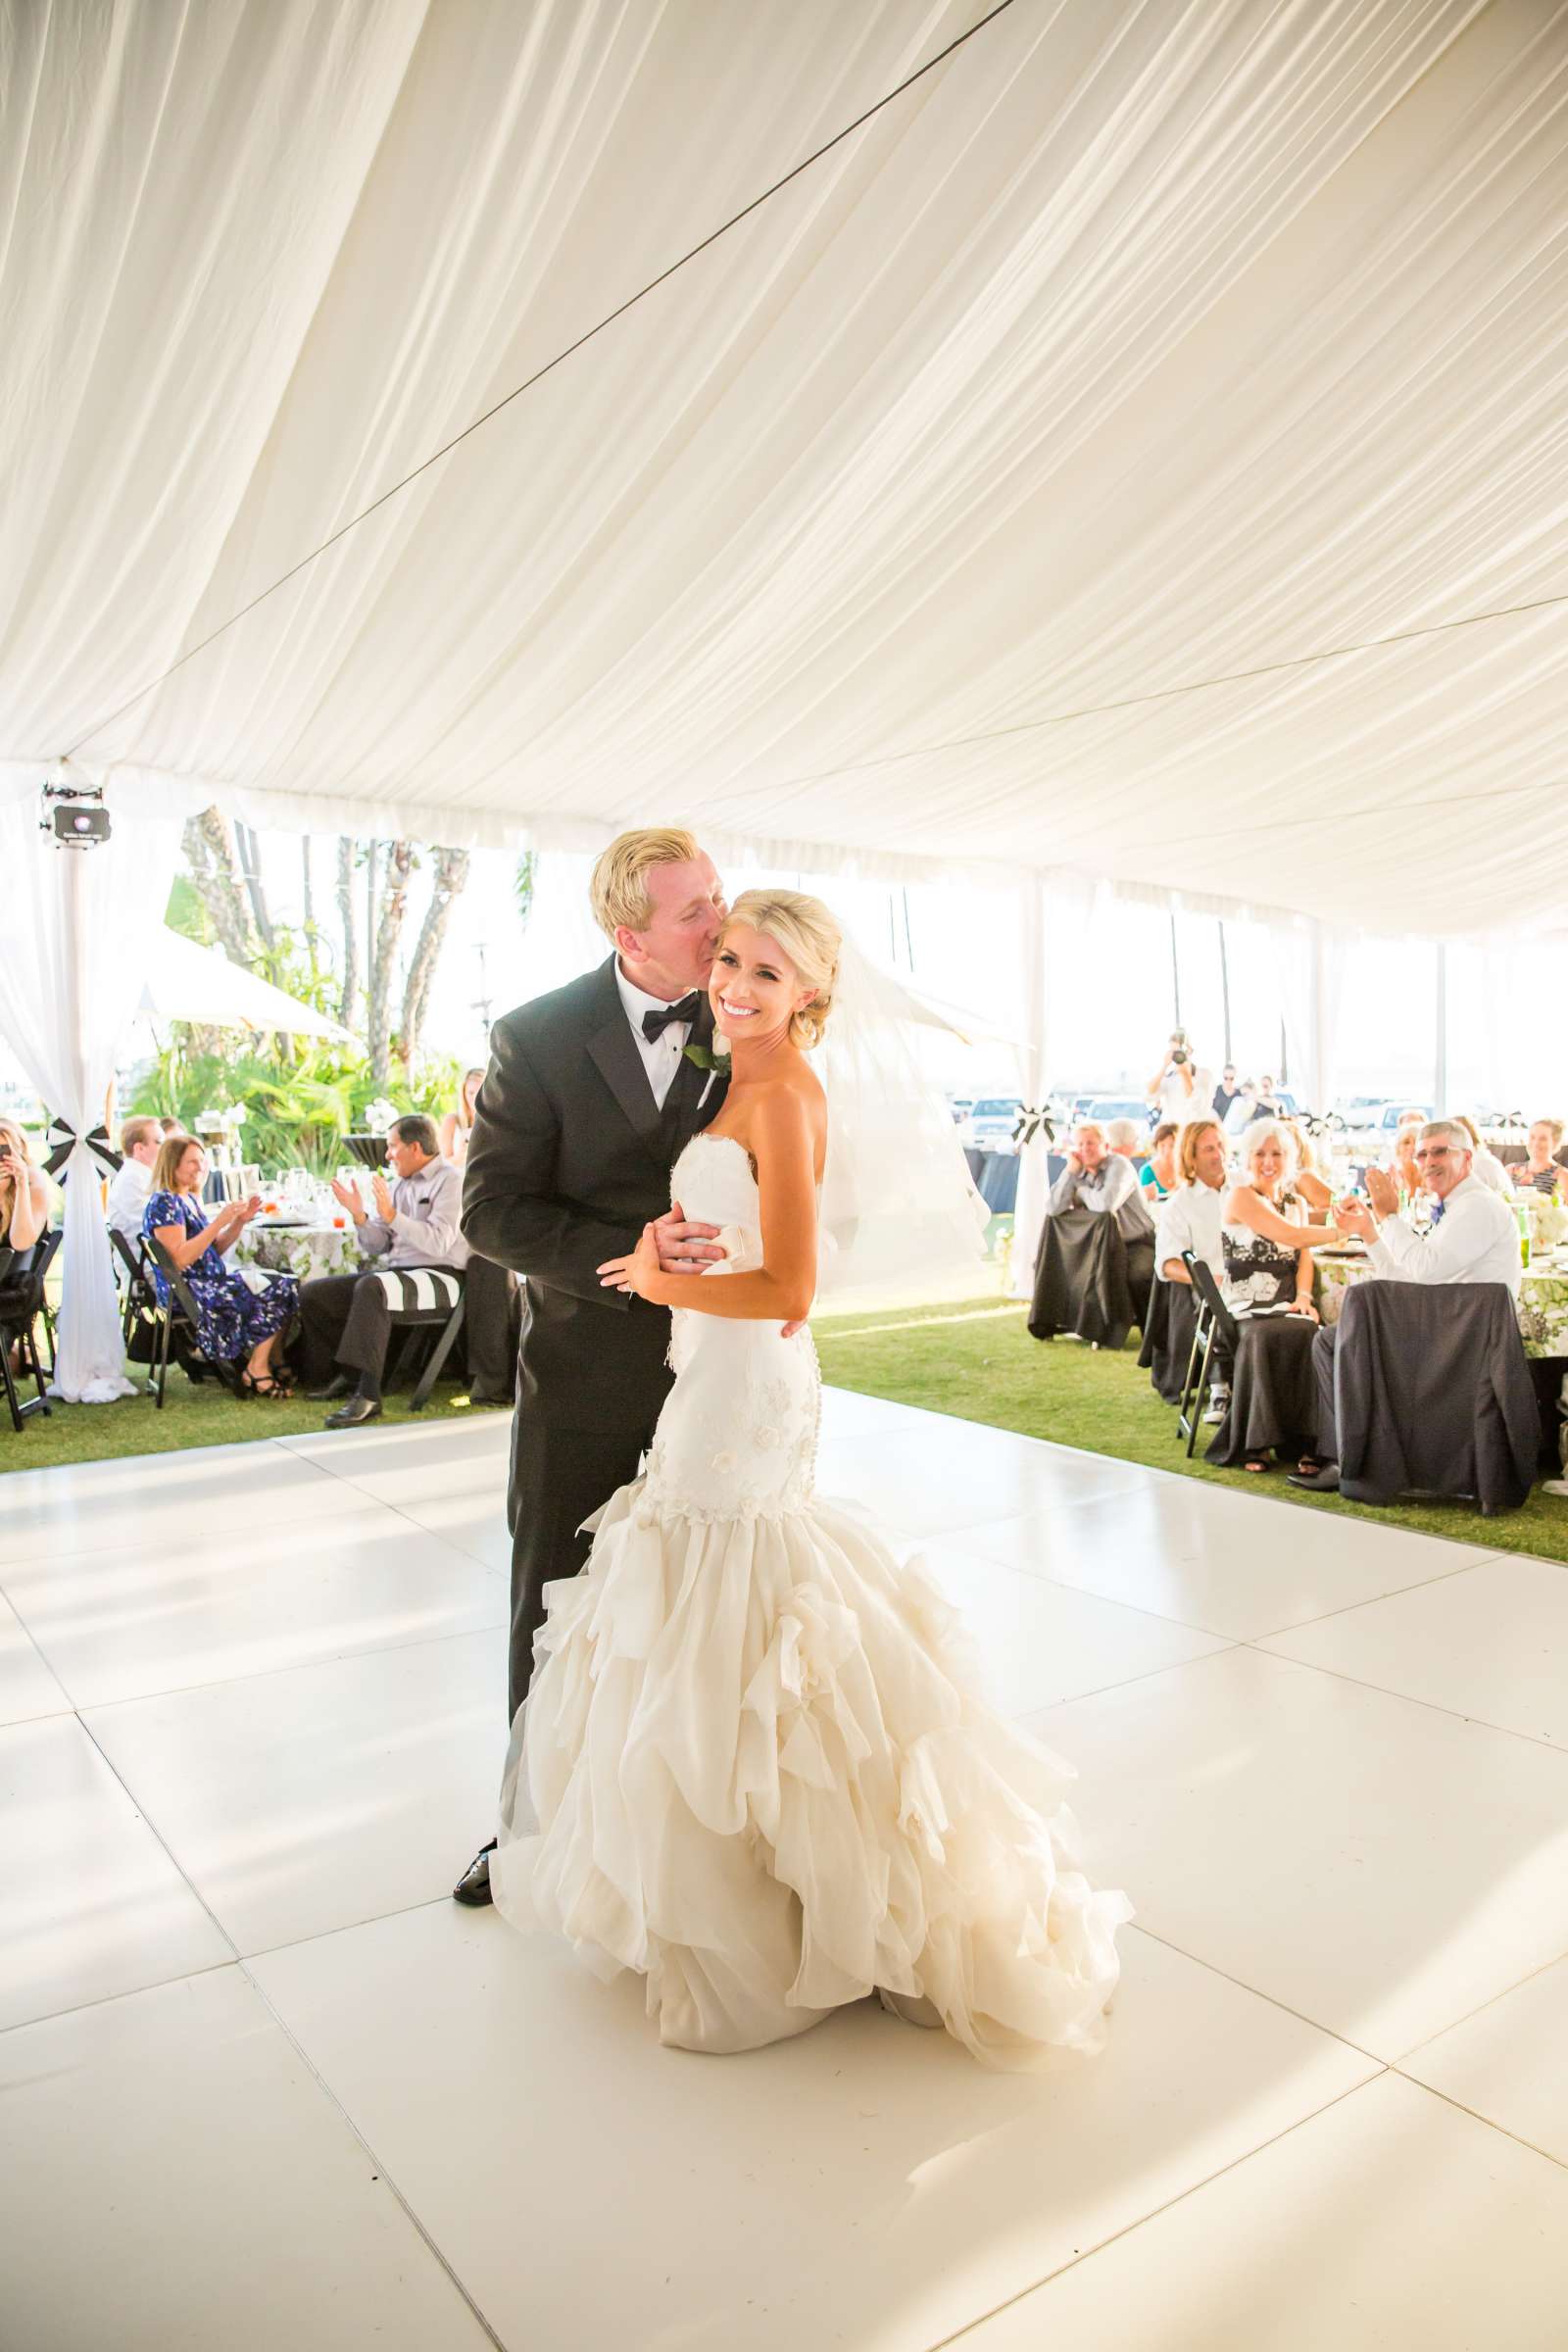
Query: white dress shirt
1367 1174 1521 1298
1470 1147 1511 1197
1153 1180 1226 1283
105 1154 153 1244
614 961 699 1112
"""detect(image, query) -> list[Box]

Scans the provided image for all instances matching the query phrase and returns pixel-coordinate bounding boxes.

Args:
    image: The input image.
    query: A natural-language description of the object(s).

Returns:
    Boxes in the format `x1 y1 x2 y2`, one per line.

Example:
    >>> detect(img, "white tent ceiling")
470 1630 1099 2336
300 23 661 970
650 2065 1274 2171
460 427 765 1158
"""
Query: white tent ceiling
3 0 1567 938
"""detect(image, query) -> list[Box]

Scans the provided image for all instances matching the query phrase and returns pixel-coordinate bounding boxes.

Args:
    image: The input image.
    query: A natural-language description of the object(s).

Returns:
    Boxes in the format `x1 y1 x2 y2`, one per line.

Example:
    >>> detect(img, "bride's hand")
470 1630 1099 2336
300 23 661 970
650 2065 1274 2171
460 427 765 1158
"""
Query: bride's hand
598 1222 662 1299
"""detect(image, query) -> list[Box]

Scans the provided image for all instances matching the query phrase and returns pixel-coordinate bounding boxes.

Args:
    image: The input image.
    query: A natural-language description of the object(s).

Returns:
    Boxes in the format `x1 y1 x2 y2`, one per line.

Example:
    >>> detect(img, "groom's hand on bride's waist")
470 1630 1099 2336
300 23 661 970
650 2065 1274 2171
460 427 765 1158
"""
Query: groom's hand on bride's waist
653 1203 725 1274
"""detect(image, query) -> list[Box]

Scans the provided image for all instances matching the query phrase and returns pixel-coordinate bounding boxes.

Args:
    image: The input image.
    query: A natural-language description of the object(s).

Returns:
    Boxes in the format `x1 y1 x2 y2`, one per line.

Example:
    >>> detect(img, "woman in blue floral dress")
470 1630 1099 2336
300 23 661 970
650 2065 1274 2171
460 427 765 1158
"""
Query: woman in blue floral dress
142 1134 298 1394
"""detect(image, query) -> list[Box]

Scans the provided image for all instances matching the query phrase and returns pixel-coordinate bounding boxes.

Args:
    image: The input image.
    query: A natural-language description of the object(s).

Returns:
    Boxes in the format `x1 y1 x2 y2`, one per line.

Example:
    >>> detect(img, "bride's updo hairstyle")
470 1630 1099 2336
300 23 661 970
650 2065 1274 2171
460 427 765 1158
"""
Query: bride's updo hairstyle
721 890 842 1050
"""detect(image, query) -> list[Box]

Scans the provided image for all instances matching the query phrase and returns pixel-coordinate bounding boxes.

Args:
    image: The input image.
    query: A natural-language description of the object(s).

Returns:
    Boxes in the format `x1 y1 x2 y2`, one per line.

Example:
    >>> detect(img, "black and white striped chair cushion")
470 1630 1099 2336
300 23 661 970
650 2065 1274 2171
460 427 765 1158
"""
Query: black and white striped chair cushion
370 1267 464 1320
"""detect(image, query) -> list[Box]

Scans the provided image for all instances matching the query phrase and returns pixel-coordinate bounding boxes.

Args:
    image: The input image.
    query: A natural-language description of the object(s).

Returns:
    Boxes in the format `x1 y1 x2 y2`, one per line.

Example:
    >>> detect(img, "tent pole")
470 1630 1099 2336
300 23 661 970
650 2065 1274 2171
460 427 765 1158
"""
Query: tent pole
1435 943 1448 1111
1169 913 1181 1029
1217 918 1232 1063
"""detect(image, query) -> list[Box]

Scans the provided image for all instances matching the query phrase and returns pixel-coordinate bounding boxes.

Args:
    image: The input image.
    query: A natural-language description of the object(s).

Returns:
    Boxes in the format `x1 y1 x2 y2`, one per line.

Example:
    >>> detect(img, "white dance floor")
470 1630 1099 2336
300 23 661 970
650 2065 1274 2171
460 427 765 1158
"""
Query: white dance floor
4 1391 1567 2350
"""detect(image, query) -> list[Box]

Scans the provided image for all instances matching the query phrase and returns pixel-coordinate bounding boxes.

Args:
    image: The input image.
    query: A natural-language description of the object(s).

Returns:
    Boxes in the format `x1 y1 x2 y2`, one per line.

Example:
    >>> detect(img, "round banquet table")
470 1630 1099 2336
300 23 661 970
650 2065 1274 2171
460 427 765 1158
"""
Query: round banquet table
1315 1248 1568 1360
231 1220 367 1284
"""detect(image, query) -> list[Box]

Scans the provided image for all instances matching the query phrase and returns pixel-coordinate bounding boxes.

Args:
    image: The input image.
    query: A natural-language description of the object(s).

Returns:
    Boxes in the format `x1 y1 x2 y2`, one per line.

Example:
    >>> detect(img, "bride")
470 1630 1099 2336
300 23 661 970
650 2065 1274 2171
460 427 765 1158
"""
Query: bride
490 889 1131 2069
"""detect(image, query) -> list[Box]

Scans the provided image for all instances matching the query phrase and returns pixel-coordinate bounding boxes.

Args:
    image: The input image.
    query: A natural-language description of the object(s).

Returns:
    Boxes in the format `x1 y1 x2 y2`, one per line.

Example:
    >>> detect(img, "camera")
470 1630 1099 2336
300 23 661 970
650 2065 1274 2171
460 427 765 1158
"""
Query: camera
1170 1048 1189 1066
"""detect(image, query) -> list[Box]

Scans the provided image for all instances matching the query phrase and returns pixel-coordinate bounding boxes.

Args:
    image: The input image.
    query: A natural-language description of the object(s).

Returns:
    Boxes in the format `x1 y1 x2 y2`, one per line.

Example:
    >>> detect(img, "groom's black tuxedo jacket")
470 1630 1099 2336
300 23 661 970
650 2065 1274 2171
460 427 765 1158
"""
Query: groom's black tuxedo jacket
461 956 726 1429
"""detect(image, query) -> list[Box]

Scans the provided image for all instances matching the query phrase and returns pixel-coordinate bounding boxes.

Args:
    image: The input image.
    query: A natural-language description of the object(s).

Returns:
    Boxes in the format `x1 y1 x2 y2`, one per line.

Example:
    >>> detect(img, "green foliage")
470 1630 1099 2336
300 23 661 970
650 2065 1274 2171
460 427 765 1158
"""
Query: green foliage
514 851 537 929
130 1036 465 1175
164 872 215 946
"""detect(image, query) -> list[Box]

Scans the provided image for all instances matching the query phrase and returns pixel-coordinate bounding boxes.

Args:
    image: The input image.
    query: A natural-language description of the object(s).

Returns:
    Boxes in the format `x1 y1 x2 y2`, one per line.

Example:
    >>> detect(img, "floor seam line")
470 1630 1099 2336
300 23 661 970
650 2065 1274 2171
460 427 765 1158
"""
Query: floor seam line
1235 1641 1568 1758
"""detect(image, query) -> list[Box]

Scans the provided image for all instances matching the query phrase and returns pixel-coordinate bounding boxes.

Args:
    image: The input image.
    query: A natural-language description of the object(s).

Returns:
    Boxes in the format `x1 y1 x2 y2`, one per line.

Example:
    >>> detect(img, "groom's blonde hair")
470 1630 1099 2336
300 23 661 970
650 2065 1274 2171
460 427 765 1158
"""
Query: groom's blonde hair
589 828 704 942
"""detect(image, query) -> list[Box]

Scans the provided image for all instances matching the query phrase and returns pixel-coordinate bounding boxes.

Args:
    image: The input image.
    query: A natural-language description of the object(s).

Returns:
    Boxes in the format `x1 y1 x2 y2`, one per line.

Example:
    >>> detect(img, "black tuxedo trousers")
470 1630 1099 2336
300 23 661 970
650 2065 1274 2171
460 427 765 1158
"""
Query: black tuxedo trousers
462 957 725 1718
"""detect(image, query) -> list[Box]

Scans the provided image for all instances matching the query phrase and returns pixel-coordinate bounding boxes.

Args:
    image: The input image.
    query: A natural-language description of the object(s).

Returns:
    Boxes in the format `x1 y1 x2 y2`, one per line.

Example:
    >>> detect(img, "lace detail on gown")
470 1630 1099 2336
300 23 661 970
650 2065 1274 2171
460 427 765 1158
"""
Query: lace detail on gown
493 1133 1131 2069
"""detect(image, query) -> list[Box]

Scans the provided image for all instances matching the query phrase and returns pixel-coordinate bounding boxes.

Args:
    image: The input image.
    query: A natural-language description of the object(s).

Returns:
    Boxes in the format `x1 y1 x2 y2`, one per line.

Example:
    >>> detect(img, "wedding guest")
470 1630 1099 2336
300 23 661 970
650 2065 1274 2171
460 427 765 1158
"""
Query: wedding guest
1153 1117 1232 1414
0 1120 48 1254
158 1115 180 1138
1212 1064 1244 1125
1386 1115 1425 1205
1280 1118 1332 1213
142 1136 297 1395
1291 1121 1523 1493
439 1068 485 1167
1223 1078 1260 1135
105 1116 163 1245
1104 1118 1144 1159
1048 1122 1154 1241
1154 1120 1229 1289
1515 1118 1567 1200
1205 1120 1342 1474
298 1113 469 1428
1139 1122 1180 1200
1451 1113 1511 1197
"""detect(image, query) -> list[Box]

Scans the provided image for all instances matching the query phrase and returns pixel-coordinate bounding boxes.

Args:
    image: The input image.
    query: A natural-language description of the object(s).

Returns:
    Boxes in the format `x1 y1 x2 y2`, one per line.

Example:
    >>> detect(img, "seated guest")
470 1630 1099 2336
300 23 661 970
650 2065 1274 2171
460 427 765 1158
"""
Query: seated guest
1514 1118 1567 1200
1212 1064 1243 1125
299 1113 469 1428
105 1115 163 1245
1222 1078 1260 1135
1139 1121 1180 1201
1154 1119 1229 1288
158 1115 181 1138
1 1120 52 1374
1048 1122 1154 1242
1206 1120 1342 1474
439 1067 485 1167
1291 1120 1523 1493
1451 1114 1511 1196
1386 1114 1426 1206
1152 1117 1232 1412
1104 1117 1145 1161
143 1136 297 1395
1280 1118 1332 1213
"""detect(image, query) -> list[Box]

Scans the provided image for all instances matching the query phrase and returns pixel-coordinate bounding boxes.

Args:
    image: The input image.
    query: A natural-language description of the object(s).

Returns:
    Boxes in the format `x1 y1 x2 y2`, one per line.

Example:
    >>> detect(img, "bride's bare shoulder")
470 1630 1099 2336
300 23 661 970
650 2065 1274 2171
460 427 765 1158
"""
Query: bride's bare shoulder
751 1062 827 1150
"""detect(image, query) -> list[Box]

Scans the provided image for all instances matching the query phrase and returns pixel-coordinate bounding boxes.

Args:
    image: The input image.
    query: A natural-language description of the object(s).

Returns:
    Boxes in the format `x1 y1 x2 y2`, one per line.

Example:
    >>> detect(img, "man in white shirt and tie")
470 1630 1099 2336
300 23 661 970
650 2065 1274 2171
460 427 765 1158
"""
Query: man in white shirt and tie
1289 1119 1521 1492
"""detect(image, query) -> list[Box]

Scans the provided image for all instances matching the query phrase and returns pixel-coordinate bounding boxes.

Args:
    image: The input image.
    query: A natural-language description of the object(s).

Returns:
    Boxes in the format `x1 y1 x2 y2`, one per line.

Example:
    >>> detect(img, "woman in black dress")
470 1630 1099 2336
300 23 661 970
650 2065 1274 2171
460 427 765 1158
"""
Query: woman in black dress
1206 1120 1344 1474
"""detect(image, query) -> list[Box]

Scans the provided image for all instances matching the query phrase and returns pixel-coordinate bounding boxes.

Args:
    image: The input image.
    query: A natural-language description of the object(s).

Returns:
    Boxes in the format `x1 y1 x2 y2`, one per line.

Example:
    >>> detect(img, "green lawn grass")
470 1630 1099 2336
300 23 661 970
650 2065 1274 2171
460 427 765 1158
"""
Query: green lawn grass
8 1298 1565 1573
813 1298 1568 1569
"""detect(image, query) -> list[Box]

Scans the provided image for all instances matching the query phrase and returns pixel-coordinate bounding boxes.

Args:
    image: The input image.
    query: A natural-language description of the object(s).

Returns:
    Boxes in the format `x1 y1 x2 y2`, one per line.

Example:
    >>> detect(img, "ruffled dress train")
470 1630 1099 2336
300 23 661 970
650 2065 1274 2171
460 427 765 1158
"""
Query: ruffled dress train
492 1136 1131 2070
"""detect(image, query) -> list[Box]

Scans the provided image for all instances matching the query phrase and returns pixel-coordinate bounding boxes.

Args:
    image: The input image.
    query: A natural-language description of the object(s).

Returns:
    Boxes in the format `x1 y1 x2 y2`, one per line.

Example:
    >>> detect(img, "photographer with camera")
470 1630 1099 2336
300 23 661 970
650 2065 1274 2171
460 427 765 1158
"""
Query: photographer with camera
1147 1030 1211 1127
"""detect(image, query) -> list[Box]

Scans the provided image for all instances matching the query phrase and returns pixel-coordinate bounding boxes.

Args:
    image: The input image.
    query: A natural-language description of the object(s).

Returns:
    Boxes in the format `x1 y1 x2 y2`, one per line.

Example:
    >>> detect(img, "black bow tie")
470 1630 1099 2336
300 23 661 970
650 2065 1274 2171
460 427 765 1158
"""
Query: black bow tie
642 992 702 1042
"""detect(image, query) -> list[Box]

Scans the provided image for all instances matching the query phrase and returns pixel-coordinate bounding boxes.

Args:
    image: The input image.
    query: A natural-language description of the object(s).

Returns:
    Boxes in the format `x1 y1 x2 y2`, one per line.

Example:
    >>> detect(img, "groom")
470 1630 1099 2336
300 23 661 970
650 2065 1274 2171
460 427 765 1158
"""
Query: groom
452 828 731 1905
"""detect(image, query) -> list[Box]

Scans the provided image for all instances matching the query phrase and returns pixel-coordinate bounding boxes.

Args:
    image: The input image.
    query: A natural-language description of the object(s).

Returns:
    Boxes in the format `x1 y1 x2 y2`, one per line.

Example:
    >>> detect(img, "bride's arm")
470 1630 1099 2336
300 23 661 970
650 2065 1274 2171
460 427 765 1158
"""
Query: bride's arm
600 1092 819 1323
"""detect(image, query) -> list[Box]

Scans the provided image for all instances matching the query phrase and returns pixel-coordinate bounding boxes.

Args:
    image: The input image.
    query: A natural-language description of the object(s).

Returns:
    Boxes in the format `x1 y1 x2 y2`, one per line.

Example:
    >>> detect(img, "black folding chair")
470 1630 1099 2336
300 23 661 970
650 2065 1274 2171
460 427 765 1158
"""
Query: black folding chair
381 1272 467 1411
1178 1251 1240 1457
143 1236 248 1408
24 1225 63 1379
0 1241 54 1431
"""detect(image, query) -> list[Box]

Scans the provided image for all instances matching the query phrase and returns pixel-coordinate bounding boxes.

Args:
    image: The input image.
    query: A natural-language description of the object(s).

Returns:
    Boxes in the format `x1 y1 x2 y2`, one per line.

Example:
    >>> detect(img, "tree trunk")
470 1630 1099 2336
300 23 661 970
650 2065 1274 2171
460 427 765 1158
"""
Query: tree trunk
400 846 470 1066
233 820 274 948
335 838 358 1031
181 808 255 966
368 840 413 1086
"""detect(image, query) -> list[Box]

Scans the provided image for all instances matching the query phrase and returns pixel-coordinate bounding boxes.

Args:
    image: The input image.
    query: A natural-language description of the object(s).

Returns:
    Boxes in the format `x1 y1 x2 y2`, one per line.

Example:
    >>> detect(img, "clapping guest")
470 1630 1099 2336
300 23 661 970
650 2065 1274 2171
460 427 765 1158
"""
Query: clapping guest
1291 1122 1524 1494
1386 1115 1425 1205
1139 1122 1180 1201
1515 1118 1567 1200
297 1114 469 1428
439 1068 486 1167
105 1116 163 1245
143 1136 298 1395
1205 1120 1343 1474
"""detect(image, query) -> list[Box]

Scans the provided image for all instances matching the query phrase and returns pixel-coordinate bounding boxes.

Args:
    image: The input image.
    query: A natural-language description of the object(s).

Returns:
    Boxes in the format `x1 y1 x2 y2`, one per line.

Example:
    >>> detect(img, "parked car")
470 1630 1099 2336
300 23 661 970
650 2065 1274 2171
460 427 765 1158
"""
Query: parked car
1075 1096 1152 1132
959 1097 1024 1153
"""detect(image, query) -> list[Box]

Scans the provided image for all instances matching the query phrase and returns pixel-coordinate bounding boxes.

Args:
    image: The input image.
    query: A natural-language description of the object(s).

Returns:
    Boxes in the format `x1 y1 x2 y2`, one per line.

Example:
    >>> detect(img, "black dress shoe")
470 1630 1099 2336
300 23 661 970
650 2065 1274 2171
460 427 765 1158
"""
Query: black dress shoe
324 1395 382 1429
453 1839 497 1907
307 1376 350 1401
1287 1463 1341 1492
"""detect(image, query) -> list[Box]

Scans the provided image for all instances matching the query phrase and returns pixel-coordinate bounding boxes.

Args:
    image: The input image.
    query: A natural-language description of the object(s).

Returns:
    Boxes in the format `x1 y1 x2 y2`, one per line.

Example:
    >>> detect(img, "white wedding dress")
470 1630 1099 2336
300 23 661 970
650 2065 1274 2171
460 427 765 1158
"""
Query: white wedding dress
492 1134 1132 2069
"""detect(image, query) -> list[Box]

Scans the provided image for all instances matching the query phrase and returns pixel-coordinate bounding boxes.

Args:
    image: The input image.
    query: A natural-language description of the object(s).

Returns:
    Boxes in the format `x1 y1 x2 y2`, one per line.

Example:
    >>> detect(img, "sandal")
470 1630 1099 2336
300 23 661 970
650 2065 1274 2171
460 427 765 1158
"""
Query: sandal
1243 1451 1272 1474
242 1371 289 1399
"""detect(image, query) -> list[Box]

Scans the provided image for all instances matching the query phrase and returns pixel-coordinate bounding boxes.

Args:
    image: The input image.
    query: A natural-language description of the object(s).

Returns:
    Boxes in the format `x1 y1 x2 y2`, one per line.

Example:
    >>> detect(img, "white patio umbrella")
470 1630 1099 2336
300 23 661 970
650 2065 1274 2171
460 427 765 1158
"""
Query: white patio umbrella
136 926 362 1048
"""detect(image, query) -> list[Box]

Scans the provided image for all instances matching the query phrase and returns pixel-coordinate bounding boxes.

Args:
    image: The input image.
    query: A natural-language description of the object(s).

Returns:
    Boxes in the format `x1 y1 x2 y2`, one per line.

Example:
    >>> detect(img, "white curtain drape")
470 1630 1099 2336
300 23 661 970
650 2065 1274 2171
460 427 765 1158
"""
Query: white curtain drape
4 2 1566 941
1009 872 1099 1300
0 767 189 1400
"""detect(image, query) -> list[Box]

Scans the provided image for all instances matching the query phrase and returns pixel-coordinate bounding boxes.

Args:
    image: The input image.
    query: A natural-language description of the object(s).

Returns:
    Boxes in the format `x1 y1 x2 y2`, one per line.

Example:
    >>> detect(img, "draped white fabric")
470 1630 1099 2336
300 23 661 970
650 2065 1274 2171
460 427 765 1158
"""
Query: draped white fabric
0 770 188 1400
3 0 1567 940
